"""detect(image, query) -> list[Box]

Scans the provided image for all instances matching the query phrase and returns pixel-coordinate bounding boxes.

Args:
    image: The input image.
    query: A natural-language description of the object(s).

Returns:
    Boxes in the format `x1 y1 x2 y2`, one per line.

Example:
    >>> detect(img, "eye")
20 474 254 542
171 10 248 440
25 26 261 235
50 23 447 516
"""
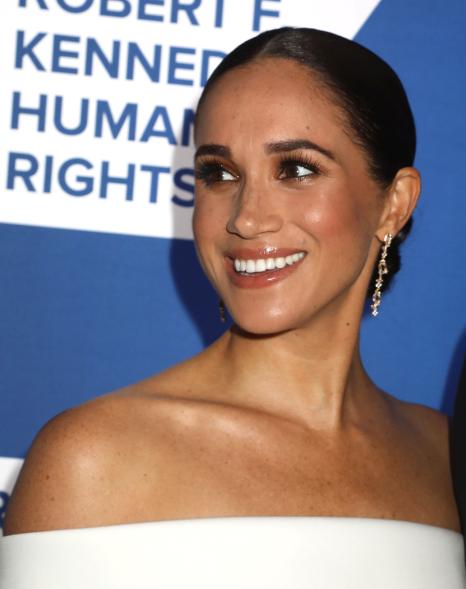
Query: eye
278 157 322 181
195 161 237 186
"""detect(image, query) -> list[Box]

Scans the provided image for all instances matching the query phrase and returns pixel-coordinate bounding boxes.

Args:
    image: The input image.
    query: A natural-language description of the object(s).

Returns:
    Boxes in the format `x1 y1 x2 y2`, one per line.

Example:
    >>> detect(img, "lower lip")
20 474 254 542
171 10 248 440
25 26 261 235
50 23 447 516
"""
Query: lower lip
225 257 305 289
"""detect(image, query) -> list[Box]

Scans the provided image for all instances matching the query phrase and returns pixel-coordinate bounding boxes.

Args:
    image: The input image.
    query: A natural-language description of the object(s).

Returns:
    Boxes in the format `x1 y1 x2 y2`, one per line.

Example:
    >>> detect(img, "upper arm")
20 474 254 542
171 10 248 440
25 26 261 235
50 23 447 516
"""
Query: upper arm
3 403 120 535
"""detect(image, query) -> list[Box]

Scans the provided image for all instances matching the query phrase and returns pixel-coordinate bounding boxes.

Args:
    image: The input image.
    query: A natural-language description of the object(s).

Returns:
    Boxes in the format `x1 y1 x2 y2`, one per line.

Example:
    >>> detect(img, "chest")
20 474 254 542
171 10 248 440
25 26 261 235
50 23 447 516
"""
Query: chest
130 422 454 528
204 430 442 517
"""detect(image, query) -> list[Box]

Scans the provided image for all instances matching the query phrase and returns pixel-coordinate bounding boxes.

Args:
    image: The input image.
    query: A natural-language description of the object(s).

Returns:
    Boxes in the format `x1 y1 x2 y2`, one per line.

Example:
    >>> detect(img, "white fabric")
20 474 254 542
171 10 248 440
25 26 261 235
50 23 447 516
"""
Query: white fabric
0 516 464 588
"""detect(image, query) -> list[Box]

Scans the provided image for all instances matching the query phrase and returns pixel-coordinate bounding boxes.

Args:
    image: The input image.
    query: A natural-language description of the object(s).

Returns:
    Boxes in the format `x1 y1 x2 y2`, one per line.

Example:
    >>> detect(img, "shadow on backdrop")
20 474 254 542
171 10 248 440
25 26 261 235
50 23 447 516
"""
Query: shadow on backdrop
169 239 228 347
442 327 466 416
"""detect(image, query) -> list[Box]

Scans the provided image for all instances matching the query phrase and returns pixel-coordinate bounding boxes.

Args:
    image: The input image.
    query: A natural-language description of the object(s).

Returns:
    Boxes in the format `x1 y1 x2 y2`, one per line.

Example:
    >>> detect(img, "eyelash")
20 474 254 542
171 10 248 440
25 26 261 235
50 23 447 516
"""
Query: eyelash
278 156 323 181
194 160 236 186
195 155 324 187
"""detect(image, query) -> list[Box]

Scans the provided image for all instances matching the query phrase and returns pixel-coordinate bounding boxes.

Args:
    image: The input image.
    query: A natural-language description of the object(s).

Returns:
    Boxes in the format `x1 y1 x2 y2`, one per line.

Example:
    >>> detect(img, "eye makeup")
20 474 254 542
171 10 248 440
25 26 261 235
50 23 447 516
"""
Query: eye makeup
194 151 326 188
276 153 324 181
194 159 237 186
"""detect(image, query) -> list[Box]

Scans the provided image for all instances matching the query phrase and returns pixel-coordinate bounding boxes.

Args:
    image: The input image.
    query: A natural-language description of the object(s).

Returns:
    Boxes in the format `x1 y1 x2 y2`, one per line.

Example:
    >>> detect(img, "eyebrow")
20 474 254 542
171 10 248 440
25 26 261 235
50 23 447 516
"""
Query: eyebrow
194 144 231 159
265 139 336 161
194 138 336 162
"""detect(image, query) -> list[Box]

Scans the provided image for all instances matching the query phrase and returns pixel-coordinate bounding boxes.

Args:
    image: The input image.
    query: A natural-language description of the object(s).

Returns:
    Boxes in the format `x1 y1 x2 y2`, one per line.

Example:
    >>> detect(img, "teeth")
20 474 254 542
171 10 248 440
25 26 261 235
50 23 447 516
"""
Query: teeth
255 259 266 272
233 252 305 274
246 260 255 273
275 257 286 269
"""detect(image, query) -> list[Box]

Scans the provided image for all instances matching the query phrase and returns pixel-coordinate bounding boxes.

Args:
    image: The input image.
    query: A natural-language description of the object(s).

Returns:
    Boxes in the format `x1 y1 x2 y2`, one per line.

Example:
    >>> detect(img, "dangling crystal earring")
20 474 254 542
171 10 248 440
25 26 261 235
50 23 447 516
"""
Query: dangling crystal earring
371 233 393 317
219 299 226 323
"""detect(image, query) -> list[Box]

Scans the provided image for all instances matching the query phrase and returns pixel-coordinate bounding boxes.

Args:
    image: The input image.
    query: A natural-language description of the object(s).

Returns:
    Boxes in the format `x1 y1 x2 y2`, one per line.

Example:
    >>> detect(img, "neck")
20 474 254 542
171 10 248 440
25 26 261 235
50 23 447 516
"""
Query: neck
211 299 379 431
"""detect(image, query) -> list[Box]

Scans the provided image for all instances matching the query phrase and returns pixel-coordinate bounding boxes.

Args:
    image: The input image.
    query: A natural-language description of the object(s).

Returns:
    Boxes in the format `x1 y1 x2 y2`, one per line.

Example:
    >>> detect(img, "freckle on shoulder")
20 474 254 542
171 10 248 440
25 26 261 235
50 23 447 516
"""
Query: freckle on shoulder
3 389 165 535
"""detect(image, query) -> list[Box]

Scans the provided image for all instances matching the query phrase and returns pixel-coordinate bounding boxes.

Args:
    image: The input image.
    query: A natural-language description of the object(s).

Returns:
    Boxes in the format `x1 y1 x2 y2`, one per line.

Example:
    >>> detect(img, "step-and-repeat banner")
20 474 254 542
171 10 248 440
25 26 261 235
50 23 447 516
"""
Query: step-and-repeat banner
1 0 465 532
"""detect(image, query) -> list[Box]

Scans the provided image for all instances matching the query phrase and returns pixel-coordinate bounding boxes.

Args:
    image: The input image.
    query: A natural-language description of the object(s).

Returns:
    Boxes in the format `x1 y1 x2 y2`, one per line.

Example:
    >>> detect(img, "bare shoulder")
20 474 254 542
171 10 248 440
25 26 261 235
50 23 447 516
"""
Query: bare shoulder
383 391 450 452
3 347 226 535
381 392 460 531
3 386 192 535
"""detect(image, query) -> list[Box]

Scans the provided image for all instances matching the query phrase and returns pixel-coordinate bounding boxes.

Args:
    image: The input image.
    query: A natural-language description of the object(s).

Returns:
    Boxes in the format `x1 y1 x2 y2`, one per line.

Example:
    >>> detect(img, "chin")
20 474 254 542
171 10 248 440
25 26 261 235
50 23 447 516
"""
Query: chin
230 308 299 337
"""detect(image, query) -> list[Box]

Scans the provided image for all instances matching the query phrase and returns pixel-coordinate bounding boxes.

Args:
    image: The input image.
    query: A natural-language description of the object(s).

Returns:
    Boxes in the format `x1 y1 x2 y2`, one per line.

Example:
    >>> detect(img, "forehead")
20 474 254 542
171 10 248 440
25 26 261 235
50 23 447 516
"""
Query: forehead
195 58 347 147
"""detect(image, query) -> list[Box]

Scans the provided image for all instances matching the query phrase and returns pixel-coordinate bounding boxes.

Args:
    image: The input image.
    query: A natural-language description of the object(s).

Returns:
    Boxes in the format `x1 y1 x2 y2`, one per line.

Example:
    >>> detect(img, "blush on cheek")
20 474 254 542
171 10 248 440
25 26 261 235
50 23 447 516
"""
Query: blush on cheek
300 193 366 242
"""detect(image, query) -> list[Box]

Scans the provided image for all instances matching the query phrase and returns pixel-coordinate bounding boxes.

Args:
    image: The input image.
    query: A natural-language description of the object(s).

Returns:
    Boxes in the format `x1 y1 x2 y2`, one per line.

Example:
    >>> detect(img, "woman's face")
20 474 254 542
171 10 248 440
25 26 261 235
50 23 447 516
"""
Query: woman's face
193 58 386 334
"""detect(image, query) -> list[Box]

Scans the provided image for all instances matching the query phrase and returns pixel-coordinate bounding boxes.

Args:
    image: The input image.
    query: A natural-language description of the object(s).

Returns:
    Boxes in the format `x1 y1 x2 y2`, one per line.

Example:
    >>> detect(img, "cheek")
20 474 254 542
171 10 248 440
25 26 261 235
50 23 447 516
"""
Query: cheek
192 204 211 268
191 201 204 241
193 187 235 243
193 196 216 241
192 195 228 280
297 188 370 247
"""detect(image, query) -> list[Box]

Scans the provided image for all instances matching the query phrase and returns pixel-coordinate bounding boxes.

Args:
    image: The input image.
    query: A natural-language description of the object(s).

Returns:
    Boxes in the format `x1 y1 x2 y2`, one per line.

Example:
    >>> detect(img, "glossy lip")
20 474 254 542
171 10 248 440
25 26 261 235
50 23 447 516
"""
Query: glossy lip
224 247 307 289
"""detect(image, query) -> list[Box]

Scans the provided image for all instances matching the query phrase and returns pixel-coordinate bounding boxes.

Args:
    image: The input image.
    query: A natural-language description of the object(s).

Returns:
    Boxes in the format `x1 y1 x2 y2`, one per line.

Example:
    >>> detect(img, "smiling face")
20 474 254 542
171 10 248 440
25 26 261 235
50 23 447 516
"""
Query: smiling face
193 58 387 334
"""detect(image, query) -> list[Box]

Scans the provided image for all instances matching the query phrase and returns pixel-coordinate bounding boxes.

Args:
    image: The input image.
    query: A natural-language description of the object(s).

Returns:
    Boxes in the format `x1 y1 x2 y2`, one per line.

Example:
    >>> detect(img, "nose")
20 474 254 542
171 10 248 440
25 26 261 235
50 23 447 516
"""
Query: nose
226 183 283 239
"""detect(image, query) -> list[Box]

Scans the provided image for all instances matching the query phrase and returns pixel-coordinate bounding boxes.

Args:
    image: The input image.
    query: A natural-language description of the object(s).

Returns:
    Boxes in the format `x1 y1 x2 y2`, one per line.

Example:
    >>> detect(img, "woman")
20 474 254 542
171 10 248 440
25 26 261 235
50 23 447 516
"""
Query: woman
1 27 464 588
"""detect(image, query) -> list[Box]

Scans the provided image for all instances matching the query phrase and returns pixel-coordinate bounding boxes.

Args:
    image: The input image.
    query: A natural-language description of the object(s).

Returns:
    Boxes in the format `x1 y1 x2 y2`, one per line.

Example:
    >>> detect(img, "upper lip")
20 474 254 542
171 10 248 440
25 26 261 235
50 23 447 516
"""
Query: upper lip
226 247 306 260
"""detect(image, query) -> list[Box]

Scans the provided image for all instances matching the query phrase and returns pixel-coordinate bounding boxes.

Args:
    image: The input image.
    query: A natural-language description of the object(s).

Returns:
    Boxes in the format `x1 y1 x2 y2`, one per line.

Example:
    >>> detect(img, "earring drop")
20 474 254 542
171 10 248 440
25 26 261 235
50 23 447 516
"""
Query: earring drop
219 299 227 323
371 233 393 317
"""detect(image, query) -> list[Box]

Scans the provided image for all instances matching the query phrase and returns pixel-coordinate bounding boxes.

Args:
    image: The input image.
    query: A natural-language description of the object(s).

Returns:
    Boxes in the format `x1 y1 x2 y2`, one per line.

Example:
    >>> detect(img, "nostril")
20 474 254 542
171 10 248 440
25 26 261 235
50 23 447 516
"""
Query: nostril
226 200 283 238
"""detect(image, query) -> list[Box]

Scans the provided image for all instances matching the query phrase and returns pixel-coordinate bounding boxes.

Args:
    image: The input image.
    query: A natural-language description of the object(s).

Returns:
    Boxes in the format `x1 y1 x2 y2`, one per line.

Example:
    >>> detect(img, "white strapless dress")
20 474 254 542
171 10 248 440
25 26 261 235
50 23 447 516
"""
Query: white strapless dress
0 516 464 588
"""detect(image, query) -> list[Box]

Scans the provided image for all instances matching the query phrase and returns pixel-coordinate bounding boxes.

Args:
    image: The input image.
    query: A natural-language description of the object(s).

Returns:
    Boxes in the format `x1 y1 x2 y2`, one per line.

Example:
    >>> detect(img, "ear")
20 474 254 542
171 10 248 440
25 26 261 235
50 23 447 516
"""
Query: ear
376 167 421 240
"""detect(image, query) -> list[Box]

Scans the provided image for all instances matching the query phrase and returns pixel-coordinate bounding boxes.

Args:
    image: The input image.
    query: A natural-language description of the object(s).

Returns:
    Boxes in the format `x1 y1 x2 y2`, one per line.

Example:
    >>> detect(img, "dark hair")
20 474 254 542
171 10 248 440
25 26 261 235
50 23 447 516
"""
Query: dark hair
196 27 416 296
